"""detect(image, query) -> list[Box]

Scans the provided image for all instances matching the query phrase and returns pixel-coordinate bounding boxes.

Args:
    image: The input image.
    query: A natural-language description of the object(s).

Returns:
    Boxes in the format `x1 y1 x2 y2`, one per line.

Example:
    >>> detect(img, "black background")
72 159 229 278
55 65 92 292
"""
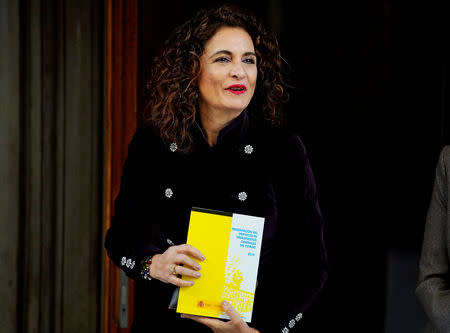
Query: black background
138 1 450 331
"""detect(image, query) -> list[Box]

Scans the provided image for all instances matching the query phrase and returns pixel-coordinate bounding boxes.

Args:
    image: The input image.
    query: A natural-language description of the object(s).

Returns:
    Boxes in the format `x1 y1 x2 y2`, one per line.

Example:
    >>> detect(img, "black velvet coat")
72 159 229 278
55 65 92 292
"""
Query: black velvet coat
105 109 328 333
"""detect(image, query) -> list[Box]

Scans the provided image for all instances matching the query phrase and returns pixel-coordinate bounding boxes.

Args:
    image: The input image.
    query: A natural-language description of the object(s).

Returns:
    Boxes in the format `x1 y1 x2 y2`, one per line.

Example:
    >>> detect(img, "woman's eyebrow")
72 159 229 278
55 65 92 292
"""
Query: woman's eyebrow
209 50 257 58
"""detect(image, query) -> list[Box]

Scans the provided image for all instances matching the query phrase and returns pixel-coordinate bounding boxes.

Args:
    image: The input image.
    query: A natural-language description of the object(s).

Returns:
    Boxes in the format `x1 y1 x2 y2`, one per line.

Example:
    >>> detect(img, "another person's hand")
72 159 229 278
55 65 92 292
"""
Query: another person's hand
181 300 260 333
149 244 205 287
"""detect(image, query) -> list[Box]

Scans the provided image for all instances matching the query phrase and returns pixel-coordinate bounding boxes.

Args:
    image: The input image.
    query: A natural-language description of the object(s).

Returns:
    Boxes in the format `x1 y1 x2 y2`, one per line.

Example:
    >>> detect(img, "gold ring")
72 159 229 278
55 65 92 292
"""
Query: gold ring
171 265 177 275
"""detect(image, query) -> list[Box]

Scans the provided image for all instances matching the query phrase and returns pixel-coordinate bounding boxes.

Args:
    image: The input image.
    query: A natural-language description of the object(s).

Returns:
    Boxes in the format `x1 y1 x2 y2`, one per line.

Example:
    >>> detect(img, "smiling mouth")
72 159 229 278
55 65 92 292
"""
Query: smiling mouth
225 85 247 95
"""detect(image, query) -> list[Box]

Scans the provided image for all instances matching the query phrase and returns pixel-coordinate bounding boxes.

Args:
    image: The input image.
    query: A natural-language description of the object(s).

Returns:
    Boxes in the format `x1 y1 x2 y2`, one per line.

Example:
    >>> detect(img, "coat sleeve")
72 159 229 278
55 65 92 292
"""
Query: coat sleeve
416 146 450 332
251 135 328 333
104 129 163 280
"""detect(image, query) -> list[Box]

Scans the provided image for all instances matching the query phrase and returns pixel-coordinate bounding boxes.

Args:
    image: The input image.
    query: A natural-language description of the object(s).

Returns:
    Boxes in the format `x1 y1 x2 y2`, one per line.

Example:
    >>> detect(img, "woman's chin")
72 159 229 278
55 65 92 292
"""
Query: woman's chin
222 101 250 113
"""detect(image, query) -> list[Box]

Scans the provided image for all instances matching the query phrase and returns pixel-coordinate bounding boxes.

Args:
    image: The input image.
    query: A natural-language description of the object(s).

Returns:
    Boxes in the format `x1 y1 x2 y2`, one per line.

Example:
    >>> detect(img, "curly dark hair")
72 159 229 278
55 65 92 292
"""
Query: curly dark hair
144 4 287 153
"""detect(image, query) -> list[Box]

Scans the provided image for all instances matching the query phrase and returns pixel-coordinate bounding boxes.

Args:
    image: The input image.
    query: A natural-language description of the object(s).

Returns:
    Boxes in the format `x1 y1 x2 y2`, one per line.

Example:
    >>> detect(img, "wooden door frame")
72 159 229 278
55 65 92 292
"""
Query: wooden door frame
103 0 138 332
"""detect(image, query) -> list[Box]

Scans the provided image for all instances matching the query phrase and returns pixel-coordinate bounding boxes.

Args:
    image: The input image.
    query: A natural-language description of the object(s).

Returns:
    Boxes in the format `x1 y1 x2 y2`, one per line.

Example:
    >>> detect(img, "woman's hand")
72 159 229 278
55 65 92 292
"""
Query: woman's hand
181 301 260 333
149 244 205 287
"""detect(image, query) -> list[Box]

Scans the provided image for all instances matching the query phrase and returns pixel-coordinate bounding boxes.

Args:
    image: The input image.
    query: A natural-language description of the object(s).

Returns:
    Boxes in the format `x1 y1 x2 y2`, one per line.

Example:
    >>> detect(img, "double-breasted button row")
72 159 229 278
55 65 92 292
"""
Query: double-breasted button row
281 313 303 332
121 256 135 269
163 142 253 203
163 187 248 202
168 142 254 155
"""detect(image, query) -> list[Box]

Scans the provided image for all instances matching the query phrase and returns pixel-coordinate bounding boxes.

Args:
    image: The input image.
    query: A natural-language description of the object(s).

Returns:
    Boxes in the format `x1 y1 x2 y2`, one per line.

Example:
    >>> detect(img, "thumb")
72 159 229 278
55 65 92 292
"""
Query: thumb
222 300 244 323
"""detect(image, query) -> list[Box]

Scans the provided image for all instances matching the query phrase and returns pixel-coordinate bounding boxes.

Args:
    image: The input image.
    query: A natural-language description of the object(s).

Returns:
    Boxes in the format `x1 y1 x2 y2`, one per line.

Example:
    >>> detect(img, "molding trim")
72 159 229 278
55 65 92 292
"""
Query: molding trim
103 0 138 332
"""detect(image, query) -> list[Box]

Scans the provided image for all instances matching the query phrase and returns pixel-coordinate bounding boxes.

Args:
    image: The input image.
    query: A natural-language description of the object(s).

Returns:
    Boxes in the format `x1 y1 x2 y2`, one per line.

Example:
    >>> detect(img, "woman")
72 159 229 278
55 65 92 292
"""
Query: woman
416 146 450 333
105 5 328 333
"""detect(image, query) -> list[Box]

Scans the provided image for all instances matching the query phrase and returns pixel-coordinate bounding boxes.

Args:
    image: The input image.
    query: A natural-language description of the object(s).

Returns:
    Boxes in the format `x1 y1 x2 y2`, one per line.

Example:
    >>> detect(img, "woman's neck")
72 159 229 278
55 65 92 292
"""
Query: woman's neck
198 107 242 147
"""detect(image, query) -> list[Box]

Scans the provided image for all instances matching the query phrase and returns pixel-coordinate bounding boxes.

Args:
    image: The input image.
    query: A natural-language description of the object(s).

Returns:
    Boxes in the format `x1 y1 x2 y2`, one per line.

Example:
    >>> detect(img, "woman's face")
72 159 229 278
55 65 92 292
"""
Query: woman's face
197 26 257 117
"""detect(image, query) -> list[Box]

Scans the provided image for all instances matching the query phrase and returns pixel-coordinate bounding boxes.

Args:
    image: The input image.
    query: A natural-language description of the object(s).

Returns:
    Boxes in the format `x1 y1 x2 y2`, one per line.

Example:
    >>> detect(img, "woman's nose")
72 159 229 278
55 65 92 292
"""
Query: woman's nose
229 61 245 79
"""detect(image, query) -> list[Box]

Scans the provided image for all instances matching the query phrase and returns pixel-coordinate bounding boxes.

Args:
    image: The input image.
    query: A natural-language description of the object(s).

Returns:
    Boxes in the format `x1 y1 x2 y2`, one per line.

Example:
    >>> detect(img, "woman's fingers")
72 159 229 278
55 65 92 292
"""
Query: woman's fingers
167 274 195 287
175 253 202 271
221 301 243 323
150 244 205 286
174 265 202 279
177 244 206 261
180 300 259 332
164 264 200 286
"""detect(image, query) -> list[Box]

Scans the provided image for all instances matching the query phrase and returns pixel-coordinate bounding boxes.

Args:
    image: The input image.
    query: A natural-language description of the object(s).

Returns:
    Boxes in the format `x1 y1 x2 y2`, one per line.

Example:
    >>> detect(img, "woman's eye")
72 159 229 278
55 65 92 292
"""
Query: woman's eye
243 58 256 64
215 57 230 63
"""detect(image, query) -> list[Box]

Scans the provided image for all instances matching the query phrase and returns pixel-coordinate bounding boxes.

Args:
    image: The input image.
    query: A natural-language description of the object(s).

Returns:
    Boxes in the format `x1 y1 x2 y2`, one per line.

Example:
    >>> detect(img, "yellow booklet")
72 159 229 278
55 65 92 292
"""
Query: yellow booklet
177 207 265 322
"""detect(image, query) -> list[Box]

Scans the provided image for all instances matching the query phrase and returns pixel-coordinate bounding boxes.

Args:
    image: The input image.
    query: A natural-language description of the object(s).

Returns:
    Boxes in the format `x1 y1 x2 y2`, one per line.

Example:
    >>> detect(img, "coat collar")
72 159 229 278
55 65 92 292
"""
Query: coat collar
193 109 249 150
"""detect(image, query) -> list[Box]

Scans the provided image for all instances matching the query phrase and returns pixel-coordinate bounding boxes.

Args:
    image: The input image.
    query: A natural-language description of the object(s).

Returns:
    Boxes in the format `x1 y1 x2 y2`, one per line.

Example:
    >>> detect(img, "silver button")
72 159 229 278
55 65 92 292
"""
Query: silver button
121 256 127 266
244 144 253 154
126 258 132 268
169 142 178 152
167 238 174 246
282 328 289 333
130 261 135 269
165 188 173 198
238 191 248 201
295 313 303 321
289 319 295 328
